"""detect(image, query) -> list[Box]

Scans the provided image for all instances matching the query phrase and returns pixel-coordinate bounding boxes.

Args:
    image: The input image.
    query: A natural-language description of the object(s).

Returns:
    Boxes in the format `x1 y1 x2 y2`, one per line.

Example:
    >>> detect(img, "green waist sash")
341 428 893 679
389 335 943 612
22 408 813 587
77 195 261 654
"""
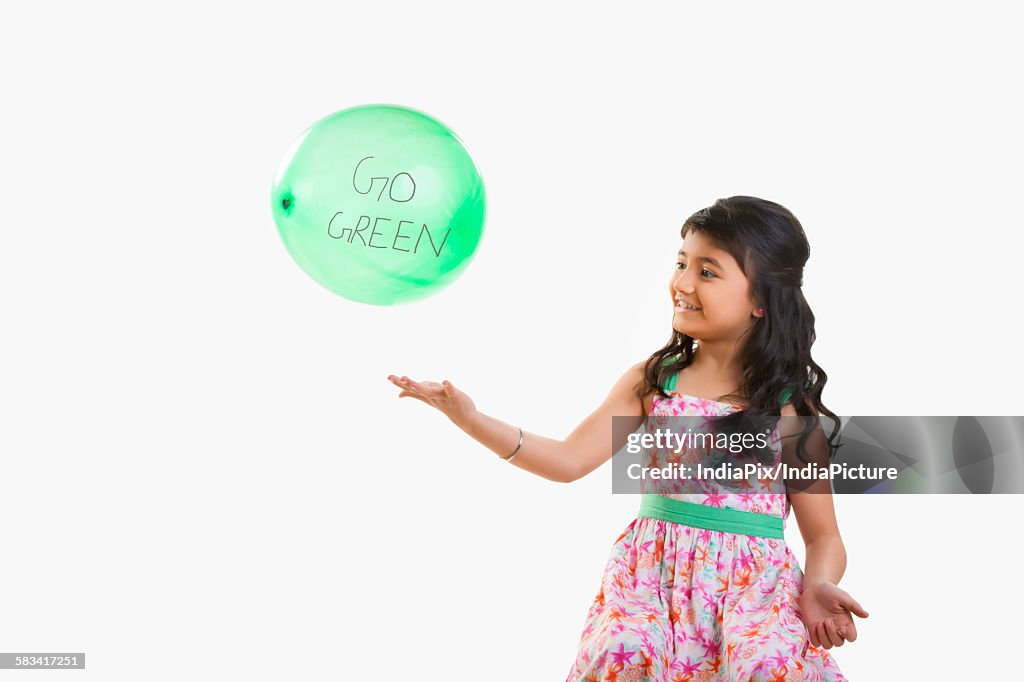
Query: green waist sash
638 494 784 539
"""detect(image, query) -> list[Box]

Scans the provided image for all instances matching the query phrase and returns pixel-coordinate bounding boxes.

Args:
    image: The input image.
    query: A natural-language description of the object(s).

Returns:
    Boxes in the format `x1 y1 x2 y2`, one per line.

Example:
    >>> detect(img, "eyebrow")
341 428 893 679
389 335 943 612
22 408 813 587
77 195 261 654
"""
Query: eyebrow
678 249 724 269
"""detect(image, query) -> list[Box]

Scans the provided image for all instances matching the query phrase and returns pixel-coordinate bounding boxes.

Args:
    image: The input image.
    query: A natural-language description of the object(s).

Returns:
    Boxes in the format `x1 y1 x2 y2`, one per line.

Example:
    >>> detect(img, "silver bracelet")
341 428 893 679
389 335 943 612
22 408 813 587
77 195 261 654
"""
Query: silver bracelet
502 426 524 462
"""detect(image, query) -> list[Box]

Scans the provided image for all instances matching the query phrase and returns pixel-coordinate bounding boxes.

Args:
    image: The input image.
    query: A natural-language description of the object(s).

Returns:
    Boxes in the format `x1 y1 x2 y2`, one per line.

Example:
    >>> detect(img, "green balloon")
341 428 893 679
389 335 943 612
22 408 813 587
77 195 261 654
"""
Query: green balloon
270 104 487 305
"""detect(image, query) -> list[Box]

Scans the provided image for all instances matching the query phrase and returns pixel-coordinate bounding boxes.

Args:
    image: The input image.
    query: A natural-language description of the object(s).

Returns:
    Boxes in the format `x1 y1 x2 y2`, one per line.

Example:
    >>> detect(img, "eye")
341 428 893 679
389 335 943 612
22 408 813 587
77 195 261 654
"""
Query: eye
675 261 716 279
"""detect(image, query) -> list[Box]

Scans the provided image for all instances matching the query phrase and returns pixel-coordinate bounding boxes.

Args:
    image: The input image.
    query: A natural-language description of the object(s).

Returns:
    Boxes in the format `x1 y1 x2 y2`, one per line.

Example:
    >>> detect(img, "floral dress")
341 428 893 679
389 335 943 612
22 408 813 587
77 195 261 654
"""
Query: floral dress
564 390 848 682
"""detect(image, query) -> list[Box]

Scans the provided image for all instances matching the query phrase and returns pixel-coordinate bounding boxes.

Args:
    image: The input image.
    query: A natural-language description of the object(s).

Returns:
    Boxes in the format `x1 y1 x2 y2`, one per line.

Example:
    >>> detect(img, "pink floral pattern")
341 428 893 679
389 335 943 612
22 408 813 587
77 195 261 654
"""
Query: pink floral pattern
564 392 847 681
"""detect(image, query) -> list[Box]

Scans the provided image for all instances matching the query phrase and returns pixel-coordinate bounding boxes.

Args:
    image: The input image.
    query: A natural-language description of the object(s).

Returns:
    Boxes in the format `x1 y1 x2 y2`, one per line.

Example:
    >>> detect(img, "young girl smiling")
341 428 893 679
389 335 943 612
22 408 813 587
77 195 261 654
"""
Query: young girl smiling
389 196 868 681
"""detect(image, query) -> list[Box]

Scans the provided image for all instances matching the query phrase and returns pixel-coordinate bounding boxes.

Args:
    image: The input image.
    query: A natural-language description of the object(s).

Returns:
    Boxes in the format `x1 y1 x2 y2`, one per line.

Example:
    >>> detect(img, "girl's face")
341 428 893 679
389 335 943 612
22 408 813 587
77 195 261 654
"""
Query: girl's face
670 230 763 340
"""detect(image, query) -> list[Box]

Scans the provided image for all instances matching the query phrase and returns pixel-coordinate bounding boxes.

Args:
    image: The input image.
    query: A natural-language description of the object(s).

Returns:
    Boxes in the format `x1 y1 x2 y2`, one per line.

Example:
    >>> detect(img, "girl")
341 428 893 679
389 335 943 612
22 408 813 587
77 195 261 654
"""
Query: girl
388 196 868 681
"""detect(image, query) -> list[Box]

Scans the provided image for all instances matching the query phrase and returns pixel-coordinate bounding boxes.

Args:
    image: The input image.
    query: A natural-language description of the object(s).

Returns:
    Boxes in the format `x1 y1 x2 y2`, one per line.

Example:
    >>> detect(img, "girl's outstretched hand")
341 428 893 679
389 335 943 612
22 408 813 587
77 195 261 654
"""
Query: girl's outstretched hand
797 580 869 650
387 375 478 427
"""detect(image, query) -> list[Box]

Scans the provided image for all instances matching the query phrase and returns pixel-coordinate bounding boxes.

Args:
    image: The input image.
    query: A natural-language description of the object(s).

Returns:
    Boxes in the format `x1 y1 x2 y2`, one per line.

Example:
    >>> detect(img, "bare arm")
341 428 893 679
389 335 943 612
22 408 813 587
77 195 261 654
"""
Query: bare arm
460 362 647 483
780 402 847 586
389 362 648 484
781 402 870 648
791 490 847 588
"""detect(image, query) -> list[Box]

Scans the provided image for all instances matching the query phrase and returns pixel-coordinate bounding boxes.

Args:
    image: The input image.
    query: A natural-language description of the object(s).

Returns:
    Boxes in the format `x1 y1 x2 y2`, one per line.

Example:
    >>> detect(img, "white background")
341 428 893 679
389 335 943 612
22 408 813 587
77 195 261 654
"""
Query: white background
2 1 1021 679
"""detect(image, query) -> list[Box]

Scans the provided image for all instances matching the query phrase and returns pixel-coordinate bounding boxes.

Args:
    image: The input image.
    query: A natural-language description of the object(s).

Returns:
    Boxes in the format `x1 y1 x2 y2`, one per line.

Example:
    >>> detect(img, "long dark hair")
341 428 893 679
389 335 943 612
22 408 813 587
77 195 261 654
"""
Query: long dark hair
634 196 841 467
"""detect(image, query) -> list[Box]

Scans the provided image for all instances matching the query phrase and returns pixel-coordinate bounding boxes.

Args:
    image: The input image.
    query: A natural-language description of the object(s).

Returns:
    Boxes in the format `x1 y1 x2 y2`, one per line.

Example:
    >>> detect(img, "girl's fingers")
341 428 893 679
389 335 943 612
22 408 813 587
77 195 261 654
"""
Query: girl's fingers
840 621 858 642
389 376 412 389
819 623 833 649
399 377 422 394
818 622 834 649
826 618 845 647
405 378 443 395
808 623 821 648
840 595 869 618
391 376 452 402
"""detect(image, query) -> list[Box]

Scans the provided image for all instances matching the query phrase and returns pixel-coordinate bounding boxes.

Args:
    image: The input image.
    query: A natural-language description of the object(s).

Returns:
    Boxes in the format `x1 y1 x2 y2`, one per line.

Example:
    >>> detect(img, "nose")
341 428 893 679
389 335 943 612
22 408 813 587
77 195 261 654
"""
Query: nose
672 265 696 293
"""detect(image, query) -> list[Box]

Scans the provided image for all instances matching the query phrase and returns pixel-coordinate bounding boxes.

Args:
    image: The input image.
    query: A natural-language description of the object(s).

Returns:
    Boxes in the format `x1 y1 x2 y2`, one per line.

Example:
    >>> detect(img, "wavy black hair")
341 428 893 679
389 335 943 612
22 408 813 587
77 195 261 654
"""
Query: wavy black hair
634 196 841 469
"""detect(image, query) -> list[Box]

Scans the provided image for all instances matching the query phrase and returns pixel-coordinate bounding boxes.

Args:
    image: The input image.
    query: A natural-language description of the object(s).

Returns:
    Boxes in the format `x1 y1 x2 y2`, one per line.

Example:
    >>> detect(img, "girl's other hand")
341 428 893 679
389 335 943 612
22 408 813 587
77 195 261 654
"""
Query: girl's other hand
797 580 869 650
387 375 478 428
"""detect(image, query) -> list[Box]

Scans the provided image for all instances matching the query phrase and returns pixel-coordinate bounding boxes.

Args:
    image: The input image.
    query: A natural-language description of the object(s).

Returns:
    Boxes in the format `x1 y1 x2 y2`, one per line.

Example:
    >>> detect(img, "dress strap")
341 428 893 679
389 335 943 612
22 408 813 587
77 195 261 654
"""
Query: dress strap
661 353 682 393
664 370 678 393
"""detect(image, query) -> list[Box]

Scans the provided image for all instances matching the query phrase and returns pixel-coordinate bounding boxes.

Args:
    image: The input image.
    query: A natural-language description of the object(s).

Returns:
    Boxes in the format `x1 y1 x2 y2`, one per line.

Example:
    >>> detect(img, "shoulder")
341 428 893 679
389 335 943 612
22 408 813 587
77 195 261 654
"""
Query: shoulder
630 353 682 375
626 359 650 391
609 360 650 395
591 361 650 418
779 399 822 442
779 403 798 439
